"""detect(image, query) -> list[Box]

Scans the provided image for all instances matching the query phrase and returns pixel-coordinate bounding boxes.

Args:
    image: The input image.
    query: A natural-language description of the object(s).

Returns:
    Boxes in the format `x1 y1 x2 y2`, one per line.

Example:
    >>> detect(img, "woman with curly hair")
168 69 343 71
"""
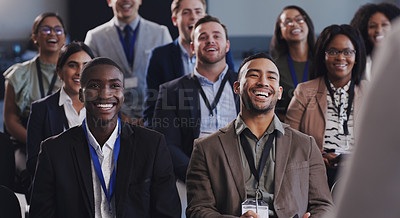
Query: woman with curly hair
350 2 400 80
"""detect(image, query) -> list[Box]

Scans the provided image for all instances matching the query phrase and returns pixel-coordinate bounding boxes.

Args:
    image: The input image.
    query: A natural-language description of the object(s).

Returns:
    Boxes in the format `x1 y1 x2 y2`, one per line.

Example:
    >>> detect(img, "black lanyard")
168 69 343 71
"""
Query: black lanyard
193 72 230 116
324 76 355 135
240 130 276 187
35 58 57 98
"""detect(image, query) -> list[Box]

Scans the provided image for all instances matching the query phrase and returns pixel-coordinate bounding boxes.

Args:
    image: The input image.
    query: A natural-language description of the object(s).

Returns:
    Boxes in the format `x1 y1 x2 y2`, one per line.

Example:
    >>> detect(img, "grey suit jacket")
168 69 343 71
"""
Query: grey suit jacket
186 120 334 218
84 16 172 118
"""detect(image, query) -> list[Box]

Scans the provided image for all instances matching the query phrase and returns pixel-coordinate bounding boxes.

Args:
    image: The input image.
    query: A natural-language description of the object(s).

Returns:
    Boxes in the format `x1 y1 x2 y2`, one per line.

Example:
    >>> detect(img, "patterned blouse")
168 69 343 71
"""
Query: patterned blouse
323 80 354 154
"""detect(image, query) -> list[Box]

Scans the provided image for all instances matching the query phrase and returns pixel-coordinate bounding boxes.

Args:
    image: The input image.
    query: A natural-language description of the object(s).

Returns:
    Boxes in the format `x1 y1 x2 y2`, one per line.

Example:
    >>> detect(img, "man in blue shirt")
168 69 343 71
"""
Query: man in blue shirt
153 16 239 215
144 0 235 127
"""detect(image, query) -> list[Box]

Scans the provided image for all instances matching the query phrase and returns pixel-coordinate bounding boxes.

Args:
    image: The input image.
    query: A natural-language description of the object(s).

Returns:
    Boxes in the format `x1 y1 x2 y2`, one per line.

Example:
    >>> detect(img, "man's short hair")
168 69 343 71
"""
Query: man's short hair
191 15 228 41
171 0 207 16
237 52 278 81
80 57 124 86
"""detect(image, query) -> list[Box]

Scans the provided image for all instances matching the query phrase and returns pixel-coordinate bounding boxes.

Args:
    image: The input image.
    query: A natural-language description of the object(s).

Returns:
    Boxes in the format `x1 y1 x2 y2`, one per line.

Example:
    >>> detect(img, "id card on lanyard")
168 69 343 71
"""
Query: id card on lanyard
240 131 276 218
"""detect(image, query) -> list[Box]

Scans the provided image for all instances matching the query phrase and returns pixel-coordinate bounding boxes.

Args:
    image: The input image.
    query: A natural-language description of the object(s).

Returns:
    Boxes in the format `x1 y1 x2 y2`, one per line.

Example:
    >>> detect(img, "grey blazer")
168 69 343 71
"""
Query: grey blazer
84 16 172 118
186 120 334 218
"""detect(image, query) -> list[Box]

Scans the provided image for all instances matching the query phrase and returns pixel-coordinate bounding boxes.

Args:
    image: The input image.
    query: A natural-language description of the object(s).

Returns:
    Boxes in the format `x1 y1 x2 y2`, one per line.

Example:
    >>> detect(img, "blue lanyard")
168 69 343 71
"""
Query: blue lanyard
82 117 121 211
116 21 140 64
287 54 309 88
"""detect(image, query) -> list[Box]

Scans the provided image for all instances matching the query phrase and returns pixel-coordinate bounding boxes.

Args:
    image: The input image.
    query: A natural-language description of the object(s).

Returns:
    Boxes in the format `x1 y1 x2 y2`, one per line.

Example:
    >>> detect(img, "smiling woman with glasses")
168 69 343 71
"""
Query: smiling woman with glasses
286 24 367 189
2 12 66 196
270 5 316 121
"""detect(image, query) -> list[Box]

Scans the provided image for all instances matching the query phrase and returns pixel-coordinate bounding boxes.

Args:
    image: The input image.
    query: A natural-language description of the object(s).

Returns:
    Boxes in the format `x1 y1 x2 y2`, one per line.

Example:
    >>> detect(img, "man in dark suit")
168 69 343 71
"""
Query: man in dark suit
143 0 235 127
186 52 334 217
30 57 180 218
153 15 239 182
153 15 239 216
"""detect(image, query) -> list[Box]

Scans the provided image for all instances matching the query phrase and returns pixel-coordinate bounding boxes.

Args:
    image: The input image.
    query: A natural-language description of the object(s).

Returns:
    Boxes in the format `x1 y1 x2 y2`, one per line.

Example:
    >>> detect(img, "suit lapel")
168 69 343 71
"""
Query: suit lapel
47 91 66 134
172 39 184 77
115 123 135 217
315 77 327 124
274 127 292 200
106 19 131 72
71 127 95 217
218 122 246 201
185 75 201 138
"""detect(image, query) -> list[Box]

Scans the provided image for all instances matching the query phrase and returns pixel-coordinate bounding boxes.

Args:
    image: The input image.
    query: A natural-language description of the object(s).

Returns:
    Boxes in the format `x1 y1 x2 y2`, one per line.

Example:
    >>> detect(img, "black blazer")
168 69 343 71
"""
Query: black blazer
29 123 181 218
26 89 68 176
144 38 235 127
152 70 240 181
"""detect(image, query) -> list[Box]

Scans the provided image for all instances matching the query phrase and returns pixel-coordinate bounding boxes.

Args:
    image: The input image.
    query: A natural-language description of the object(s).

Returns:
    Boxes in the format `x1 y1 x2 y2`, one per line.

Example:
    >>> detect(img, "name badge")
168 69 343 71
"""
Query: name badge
124 77 138 89
242 199 269 218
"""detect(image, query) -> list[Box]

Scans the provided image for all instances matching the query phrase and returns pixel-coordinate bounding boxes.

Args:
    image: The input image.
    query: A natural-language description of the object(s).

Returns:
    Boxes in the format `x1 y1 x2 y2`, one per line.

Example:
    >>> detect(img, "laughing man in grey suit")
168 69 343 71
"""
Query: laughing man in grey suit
186 52 334 218
85 0 172 122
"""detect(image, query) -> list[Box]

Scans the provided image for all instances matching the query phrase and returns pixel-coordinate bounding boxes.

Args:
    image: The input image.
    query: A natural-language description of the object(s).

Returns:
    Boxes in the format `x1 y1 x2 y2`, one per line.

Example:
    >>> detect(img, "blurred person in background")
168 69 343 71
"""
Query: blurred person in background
270 5 316 121
350 2 400 81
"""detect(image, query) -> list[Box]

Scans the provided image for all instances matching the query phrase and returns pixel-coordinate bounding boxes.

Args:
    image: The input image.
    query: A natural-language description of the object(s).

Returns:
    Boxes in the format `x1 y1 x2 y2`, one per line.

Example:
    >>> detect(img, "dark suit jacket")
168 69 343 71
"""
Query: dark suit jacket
186 121 334 218
153 70 240 181
29 123 181 218
144 38 235 127
26 90 68 176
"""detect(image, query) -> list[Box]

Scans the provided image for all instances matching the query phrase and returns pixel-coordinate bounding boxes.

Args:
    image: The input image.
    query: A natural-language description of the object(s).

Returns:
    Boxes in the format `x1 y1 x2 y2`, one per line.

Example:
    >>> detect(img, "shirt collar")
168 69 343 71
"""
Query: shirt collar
114 15 140 31
85 119 119 151
177 37 191 57
193 64 229 85
234 113 285 137
59 87 72 106
329 79 351 93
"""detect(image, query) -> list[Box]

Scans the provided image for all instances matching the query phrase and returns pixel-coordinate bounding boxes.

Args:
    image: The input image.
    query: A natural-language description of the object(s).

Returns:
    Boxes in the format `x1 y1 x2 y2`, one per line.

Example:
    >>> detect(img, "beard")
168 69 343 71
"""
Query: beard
241 89 278 115
197 47 226 65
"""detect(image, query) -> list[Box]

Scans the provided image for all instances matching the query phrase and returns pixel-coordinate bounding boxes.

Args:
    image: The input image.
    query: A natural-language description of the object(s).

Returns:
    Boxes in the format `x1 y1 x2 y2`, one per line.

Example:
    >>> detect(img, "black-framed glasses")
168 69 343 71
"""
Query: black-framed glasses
325 49 356 58
38 25 64 35
282 16 306 27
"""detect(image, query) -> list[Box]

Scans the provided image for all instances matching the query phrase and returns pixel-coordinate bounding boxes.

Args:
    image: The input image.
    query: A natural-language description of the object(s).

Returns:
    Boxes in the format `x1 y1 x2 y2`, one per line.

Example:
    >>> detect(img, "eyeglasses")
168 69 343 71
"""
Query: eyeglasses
38 25 64 35
325 49 356 58
282 16 306 27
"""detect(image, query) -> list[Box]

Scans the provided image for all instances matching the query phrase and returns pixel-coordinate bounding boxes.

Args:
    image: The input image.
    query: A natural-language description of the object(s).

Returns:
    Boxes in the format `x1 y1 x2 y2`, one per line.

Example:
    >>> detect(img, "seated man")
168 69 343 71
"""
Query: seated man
153 15 239 183
143 0 235 127
186 52 333 218
30 57 181 218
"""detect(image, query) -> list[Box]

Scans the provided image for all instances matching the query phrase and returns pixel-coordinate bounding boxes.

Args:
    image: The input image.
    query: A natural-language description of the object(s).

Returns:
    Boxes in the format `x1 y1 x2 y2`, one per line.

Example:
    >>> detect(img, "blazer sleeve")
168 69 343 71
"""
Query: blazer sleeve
186 139 236 218
29 140 57 218
26 101 47 177
285 84 308 131
307 136 334 216
150 134 182 218
153 84 191 182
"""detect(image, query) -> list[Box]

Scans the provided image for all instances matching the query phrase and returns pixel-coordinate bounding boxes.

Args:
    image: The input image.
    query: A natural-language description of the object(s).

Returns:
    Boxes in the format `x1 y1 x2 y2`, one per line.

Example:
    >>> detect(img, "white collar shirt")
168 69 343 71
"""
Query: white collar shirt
85 119 119 218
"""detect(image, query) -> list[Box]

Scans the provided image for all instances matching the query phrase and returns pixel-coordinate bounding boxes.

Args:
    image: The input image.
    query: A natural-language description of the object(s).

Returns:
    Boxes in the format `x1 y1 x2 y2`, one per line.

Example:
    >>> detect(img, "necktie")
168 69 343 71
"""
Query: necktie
124 25 133 66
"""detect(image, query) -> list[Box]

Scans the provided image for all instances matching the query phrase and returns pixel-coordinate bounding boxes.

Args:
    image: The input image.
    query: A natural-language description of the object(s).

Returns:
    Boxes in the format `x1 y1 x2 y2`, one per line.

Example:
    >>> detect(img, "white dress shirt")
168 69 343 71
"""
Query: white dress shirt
59 87 85 128
85 120 119 218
